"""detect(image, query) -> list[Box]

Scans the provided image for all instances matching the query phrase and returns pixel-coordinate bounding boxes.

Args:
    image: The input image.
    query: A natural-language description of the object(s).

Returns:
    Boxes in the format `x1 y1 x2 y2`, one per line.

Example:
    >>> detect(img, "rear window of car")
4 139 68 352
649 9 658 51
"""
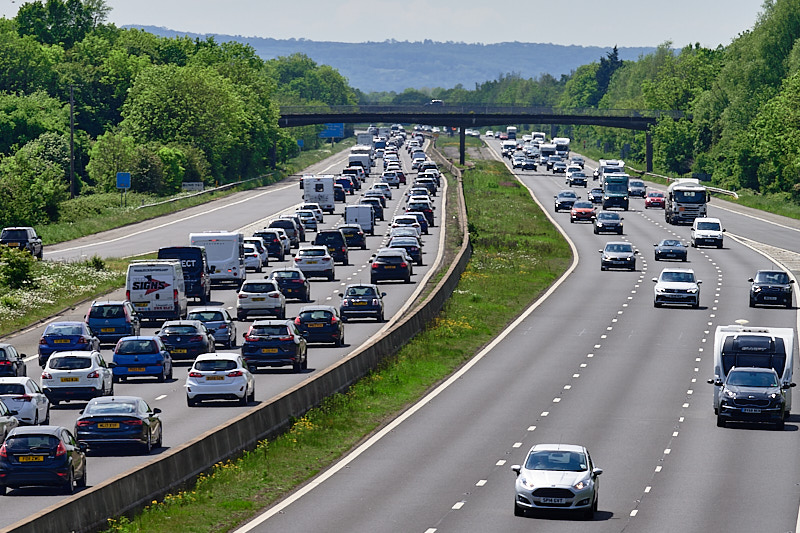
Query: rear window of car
272 271 300 279
0 349 10 361
315 233 343 244
84 401 137 415
346 287 376 297
0 384 25 394
299 249 325 257
250 325 289 336
188 311 224 322
116 340 157 355
299 310 333 321
44 324 83 336
376 254 404 264
1 229 27 240
242 283 276 293
195 360 238 372
161 326 199 335
89 305 125 319
5 435 59 451
49 356 92 370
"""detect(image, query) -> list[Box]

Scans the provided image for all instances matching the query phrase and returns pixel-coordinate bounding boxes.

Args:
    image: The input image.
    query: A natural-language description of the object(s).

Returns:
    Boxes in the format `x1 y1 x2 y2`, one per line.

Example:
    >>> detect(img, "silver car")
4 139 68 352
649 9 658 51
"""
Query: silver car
512 443 602 519
186 307 238 348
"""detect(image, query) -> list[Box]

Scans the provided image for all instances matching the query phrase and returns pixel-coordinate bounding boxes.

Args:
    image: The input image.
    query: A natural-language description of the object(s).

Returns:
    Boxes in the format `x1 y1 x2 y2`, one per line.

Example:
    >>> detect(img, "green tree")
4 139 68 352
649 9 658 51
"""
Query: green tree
16 0 107 48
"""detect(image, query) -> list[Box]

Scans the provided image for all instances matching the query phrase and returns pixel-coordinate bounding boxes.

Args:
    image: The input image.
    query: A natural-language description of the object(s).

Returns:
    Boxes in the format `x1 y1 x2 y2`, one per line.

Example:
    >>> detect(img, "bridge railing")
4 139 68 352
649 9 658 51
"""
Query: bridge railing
279 105 682 119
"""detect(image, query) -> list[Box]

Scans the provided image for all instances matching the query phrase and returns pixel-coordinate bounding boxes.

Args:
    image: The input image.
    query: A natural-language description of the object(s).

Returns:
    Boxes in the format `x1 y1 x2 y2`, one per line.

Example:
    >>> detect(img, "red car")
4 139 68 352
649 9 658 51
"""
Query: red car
570 201 596 223
645 191 665 208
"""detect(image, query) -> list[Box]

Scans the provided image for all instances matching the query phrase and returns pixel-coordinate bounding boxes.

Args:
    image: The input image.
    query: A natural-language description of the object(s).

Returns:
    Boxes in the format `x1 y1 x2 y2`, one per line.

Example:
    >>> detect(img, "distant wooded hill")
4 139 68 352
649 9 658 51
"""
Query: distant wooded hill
129 26 656 94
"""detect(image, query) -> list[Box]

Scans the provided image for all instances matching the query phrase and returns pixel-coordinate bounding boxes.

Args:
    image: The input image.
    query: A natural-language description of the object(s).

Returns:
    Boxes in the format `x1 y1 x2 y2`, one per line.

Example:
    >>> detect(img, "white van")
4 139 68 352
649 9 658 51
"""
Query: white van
126 260 188 321
344 204 375 235
189 231 246 288
302 175 336 214
691 217 725 248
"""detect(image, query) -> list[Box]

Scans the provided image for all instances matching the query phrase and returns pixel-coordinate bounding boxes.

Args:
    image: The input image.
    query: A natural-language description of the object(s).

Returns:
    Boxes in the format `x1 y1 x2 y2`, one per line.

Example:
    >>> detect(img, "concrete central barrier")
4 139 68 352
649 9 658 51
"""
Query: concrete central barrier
3 146 472 533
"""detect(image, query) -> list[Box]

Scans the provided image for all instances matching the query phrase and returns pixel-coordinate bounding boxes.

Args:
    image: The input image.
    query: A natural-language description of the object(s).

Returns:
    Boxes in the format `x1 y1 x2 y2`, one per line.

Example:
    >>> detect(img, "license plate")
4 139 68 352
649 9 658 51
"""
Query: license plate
18 455 44 462
261 348 278 353
306 261 318 264
252 297 265 301
97 422 119 429
6 242 19 247
101 328 115 333
354 301 368 305
742 408 762 414
765 296 777 301
308 323 324 328
60 377 79 382
53 339 70 344
129 367 146 372
134 302 148 308
172 349 187 354
384 265 396 269
540 497 566 504
206 376 224 381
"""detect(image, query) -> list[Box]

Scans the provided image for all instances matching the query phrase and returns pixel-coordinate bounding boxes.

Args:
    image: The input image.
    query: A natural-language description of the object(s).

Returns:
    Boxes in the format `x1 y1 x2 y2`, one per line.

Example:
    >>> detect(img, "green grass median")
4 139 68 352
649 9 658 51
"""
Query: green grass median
103 156 571 533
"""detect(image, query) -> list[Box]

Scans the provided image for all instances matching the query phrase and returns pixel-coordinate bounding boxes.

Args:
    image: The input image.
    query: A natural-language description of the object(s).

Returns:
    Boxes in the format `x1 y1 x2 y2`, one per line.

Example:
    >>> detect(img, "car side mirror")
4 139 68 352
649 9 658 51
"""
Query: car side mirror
153 407 162 414
722 228 726 232
791 280 796 284
634 251 640 255
652 278 658 282
510 465 521 475
620 217 624 221
747 278 754 282
381 292 387 297
592 468 603 477
598 250 603 253
697 280 703 284
653 244 658 247
338 293 344 298
8 409 18 416
108 362 116 368
242 332 247 338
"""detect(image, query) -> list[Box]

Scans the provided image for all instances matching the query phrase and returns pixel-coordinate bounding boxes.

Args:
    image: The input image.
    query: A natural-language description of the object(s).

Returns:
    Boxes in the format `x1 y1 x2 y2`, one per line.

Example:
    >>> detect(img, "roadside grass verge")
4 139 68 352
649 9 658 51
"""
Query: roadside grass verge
103 158 571 533
40 139 355 245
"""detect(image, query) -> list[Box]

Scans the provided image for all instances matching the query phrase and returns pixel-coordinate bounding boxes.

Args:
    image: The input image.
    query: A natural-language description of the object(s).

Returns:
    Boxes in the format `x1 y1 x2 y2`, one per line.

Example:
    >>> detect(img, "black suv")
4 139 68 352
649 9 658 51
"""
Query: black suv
253 229 287 260
749 270 794 308
313 230 349 265
1 227 43 259
712 367 794 430
268 219 300 248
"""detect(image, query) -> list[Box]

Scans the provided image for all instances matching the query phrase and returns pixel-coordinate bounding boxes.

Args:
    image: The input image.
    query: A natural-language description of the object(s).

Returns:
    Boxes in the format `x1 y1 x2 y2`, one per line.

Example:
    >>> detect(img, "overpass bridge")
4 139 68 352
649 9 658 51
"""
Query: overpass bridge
278 105 684 169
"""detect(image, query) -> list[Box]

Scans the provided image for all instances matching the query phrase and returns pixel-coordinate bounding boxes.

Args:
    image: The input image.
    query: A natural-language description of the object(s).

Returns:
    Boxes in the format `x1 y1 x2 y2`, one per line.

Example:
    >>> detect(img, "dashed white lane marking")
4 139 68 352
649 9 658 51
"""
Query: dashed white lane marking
476 480 487 487
155 394 167 401
452 502 465 510
496 460 506 466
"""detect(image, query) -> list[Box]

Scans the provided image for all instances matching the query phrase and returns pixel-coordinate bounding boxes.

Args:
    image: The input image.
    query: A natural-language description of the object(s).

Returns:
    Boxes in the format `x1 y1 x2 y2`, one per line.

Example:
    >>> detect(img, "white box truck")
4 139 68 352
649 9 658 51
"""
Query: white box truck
126 260 188 321
344 204 375 235
189 231 246 288
302 175 336 214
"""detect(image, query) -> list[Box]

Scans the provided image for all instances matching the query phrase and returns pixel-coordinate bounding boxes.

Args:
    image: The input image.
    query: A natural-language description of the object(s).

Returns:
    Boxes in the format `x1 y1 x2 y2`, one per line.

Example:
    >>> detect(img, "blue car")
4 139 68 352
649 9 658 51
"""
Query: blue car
406 211 429 235
84 300 141 345
74 396 163 454
293 305 345 346
112 336 173 383
38 322 100 367
241 320 308 373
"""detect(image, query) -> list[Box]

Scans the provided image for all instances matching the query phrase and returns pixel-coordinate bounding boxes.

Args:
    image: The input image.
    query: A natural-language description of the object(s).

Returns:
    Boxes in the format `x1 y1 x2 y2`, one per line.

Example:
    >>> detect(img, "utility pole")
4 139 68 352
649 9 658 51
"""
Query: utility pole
69 85 76 199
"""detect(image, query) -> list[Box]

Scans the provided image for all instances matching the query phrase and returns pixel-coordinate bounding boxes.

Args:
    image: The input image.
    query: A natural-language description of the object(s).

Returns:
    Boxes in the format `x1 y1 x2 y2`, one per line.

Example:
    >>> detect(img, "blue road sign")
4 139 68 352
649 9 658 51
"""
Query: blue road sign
116 172 131 190
319 123 344 138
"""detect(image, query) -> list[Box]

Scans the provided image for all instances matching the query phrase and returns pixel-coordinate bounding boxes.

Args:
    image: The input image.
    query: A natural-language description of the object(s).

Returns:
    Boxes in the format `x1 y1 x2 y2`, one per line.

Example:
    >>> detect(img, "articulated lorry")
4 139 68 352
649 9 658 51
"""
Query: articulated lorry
665 178 709 225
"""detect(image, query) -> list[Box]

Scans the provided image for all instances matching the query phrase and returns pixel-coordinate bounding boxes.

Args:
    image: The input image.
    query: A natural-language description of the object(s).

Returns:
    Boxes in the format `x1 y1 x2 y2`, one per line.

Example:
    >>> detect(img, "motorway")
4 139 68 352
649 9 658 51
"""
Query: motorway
234 139 800 533
0 140 448 528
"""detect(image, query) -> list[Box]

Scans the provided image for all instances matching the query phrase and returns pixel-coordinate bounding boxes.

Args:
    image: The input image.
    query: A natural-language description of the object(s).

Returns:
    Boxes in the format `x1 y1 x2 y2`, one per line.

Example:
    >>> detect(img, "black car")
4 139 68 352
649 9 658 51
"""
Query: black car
588 187 604 204
371 249 413 284
74 396 162 454
388 236 423 266
712 367 793 430
339 284 386 322
554 190 579 212
253 229 287 261
0 344 27 377
186 307 238 348
334 184 346 202
0 227 43 259
156 320 215 361
294 305 345 346
0 425 87 495
241 319 308 373
313 230 349 265
522 157 538 170
654 239 688 261
593 211 624 234
268 268 311 302
360 198 385 221
406 201 434 226
268 219 301 248
749 270 794 308
339 224 368 250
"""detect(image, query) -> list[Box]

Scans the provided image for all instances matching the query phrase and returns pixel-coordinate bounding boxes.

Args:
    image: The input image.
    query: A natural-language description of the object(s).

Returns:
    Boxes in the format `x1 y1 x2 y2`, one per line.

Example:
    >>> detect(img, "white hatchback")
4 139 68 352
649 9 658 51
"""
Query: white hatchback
40 351 114 405
236 279 286 320
0 377 50 425
293 246 335 281
185 353 255 406
298 203 324 223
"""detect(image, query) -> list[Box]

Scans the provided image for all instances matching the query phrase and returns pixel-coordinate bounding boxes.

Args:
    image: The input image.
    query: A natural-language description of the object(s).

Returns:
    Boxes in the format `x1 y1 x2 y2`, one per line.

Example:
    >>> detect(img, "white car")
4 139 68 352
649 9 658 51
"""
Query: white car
653 268 702 308
0 377 49 425
381 171 401 188
185 353 255 407
298 203 324 223
370 183 393 200
243 244 263 273
485 130 494 137
236 279 286 320
40 351 114 405
295 210 318 232
512 443 602 519
390 216 422 237
293 246 335 281
243 237 270 267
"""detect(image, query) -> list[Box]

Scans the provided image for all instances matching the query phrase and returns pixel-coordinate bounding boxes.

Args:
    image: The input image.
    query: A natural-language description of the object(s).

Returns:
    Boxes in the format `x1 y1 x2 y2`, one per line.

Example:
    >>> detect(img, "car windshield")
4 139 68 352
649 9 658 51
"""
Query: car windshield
299 310 333 321
0 384 25 395
188 311 225 322
49 356 92 370
727 371 778 387
390 238 417 246
597 213 619 221
696 222 720 231
346 287 376 297
88 305 124 319
250 325 289 336
660 271 695 283
44 324 83 336
84 401 138 415
300 249 326 257
660 240 682 247
573 202 593 209
755 272 789 284
194 359 238 372
605 244 632 253
161 326 198 335
674 190 705 203
525 451 588 472
5 435 59 451
116 340 157 355
649 192 664 197
559 192 577 199
242 283 276 293
630 181 644 187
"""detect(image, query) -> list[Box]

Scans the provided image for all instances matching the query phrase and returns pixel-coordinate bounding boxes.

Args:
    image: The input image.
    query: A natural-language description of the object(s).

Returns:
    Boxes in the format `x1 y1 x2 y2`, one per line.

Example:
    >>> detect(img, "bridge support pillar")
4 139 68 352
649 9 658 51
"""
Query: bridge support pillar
460 127 466 165
645 130 653 173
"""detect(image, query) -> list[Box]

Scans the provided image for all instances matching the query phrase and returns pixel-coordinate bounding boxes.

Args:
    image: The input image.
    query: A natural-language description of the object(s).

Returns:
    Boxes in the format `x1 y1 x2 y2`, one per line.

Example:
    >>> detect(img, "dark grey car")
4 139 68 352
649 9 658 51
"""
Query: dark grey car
186 307 238 348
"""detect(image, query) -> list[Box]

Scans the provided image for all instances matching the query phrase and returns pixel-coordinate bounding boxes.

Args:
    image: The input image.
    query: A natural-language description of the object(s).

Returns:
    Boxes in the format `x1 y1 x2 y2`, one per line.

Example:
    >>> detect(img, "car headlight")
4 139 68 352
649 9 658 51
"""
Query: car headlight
725 390 736 398
519 475 535 489
784 286 792 292
687 288 698 294
573 479 591 491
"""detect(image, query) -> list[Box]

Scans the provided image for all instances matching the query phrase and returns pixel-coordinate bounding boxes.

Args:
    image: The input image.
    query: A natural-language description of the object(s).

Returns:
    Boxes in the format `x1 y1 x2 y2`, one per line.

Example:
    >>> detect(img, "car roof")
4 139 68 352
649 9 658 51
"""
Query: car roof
729 366 777 374
188 306 228 313
660 267 695 274
8 425 66 437
118 335 159 341
344 283 379 289
0 377 31 384
195 352 241 361
251 319 293 326
47 351 98 358
529 443 586 454
91 300 127 306
87 395 142 404
298 245 329 251
161 320 203 327
299 305 337 312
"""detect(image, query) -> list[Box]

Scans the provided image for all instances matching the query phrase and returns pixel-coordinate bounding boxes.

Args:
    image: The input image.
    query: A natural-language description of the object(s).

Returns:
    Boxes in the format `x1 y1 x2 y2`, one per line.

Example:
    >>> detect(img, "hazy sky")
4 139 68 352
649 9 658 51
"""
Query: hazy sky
1 0 766 48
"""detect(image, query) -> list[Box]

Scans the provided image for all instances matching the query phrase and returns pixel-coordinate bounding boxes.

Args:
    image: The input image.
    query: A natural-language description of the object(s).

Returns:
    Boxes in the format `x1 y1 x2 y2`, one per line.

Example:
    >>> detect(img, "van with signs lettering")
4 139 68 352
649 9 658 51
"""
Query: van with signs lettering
157 246 212 304
125 260 188 322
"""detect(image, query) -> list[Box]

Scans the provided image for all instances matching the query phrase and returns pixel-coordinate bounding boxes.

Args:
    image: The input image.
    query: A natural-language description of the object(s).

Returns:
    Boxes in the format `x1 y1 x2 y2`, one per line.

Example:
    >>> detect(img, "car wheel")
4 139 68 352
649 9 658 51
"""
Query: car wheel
776 419 785 431
143 432 152 454
166 363 173 381
378 311 385 322
238 392 248 406
716 414 725 428
247 386 255 403
600 266 607 271
514 502 526 517
0 484 6 496
237 311 246 321
108 381 114 396
328 271 334 281
786 300 792 309
62 469 75 495
362 243 368 250
371 277 377 284
749 298 756 308
570 218 574 223
301 354 308 370
77 466 87 488
617 229 623 235
155 426 163 448
692 301 700 309
654 301 662 308
187 396 197 407
157 368 166 383
278 308 286 320
256 264 262 273
43 406 50 425
51 399 60 406
292 360 302 373
404 275 411 284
